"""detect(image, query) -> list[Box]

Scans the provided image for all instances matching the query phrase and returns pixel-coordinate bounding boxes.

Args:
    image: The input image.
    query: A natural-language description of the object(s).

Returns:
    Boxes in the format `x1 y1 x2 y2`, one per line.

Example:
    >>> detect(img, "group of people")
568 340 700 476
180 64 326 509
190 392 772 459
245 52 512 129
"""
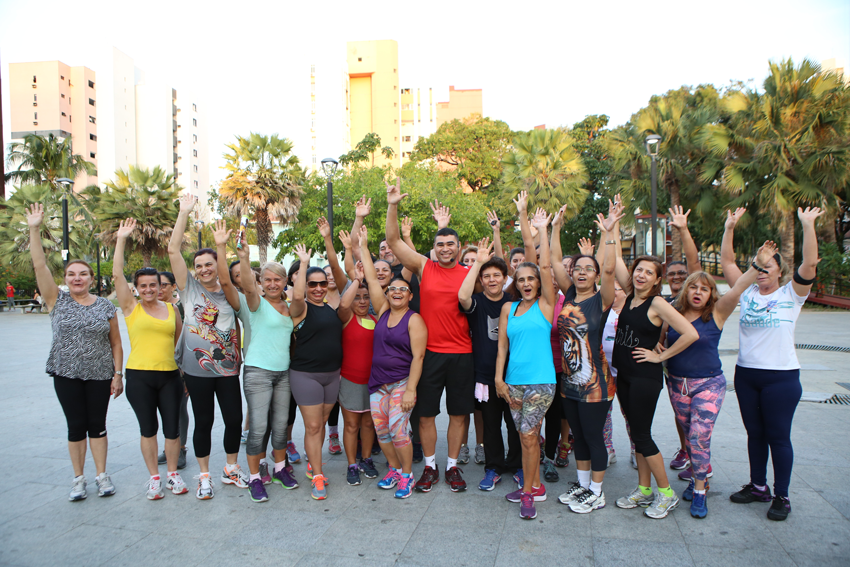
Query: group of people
28 177 823 523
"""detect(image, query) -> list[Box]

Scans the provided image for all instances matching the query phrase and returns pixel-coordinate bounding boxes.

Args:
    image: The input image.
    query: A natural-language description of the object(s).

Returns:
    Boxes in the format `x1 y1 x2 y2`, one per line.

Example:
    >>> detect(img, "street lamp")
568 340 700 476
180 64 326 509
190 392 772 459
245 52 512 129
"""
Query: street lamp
194 219 204 249
321 157 339 235
93 233 103 296
57 178 74 267
644 135 661 257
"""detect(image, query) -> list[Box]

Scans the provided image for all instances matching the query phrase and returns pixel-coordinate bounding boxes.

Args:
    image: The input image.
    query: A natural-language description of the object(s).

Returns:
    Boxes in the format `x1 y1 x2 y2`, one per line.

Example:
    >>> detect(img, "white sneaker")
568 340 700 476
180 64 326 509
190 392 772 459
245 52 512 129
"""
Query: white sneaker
146 477 164 500
69 475 87 501
195 474 215 500
630 451 638 469
569 489 606 514
167 473 188 495
558 481 585 505
607 451 617 468
221 463 249 488
95 473 116 497
645 490 680 519
474 443 485 465
616 486 655 509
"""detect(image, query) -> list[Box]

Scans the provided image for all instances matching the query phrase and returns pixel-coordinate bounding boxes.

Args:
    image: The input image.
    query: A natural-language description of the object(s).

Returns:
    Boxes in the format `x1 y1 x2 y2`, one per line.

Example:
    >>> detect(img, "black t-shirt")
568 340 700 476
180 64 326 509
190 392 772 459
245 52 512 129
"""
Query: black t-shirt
460 292 511 385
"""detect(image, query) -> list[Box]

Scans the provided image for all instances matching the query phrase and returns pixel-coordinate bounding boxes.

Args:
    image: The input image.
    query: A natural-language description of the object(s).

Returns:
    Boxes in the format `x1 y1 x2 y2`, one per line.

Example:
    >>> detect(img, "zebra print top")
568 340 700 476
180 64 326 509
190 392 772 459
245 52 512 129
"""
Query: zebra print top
46 291 117 381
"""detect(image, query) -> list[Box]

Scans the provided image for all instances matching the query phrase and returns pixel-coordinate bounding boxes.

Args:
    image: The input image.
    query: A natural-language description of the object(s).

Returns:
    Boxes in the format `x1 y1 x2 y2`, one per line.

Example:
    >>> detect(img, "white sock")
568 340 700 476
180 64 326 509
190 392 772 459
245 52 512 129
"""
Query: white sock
577 469 591 489
694 488 706 495
424 454 436 469
329 426 339 436
754 483 767 492
446 457 457 471
150 474 160 481
225 462 238 472
249 473 260 482
590 480 603 496
74 475 85 481
167 471 176 477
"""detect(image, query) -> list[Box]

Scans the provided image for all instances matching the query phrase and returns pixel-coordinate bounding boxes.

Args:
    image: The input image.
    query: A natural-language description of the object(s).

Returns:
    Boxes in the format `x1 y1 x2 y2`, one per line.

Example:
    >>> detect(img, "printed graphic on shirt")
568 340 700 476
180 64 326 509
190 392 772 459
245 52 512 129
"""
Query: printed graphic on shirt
739 297 796 328
487 315 499 341
187 291 239 374
615 324 640 348
558 302 612 402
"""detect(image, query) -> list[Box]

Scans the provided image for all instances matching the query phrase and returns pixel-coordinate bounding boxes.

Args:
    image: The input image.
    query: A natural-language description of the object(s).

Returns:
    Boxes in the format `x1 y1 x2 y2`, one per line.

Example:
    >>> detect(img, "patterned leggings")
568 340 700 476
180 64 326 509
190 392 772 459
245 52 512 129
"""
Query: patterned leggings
603 402 634 453
667 373 726 481
370 379 412 448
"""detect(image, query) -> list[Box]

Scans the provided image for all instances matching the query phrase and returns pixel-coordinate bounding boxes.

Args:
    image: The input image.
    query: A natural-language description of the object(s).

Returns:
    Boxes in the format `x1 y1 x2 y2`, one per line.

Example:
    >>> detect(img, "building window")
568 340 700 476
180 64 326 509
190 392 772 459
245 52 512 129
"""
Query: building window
90 152 96 159
193 118 197 127
33 75 37 83
194 181 199 188
357 57 362 62
194 165 198 173
193 150 198 157
89 98 95 106
61 75 64 80
193 134 197 143
61 112 66 117
403 136 411 142
61 93 65 98
394 119 397 124
393 69 397 73
88 80 94 88
89 116 96 124
394 102 397 107
401 88 410 94
312 156 317 164
33 94 37 102
34 112 37 119
310 64 315 74
90 134 97 141
192 103 197 112
69 115 71 122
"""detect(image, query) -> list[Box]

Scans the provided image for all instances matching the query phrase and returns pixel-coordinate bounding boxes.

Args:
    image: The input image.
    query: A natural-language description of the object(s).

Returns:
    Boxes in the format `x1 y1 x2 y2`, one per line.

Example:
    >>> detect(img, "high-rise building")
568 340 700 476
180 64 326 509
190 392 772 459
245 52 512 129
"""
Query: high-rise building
302 55 351 174
436 85 483 128
176 96 209 220
400 87 437 162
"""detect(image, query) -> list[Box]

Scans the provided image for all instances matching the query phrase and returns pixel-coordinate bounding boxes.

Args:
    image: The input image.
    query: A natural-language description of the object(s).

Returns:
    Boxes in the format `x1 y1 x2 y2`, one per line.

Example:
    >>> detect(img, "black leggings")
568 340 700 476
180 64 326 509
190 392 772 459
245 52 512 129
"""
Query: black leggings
183 373 243 458
479 384 522 474
125 369 183 439
561 397 611 472
328 401 340 428
53 376 112 442
544 380 563 459
617 375 662 458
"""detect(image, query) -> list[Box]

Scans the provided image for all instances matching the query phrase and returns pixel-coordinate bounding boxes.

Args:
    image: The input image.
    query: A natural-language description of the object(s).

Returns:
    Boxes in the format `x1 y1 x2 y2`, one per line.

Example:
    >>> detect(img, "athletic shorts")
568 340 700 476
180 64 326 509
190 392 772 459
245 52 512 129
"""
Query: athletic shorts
507 383 555 434
416 350 475 417
338 375 370 413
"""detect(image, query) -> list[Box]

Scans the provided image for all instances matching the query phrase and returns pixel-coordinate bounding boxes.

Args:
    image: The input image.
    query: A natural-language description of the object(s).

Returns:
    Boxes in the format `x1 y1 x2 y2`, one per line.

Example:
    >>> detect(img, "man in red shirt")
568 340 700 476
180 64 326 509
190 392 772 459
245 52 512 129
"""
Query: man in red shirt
5 282 15 311
385 178 473 492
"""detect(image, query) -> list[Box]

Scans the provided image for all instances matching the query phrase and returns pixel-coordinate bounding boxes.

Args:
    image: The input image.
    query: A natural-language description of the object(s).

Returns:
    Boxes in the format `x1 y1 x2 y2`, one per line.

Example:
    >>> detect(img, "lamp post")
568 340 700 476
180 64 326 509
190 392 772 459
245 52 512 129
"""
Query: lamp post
321 157 339 236
644 135 661 257
93 233 102 296
56 178 74 267
194 219 204 250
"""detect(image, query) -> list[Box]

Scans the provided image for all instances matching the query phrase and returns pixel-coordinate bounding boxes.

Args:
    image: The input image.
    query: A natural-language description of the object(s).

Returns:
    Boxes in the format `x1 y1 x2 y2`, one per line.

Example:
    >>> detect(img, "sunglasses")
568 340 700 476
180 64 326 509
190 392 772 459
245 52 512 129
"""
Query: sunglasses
307 280 329 288
387 286 410 293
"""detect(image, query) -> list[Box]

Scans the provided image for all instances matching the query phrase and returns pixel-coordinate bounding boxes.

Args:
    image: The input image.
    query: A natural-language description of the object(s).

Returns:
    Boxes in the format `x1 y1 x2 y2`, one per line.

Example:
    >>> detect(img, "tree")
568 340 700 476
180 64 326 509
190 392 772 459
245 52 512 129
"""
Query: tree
5 133 96 189
339 133 395 167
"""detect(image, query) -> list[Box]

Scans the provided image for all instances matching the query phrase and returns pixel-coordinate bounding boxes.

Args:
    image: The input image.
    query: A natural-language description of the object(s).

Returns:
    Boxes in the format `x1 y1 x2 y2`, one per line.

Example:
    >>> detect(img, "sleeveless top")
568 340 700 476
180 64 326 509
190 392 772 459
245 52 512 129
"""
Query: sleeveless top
341 314 378 385
126 302 178 371
46 291 117 381
370 309 415 393
506 300 557 386
244 296 294 372
290 301 343 372
558 287 614 403
667 316 723 378
612 296 663 382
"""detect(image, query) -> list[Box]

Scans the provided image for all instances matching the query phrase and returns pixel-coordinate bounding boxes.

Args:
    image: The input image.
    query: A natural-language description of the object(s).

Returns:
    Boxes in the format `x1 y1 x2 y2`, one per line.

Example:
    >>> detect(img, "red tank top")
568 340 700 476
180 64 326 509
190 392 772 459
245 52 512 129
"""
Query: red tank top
340 314 377 384
419 260 473 353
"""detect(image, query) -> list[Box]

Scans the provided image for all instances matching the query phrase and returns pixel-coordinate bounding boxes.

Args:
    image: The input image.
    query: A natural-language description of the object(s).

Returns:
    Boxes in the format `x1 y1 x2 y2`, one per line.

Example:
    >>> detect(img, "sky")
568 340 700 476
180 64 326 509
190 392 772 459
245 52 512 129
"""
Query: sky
2 0 849 188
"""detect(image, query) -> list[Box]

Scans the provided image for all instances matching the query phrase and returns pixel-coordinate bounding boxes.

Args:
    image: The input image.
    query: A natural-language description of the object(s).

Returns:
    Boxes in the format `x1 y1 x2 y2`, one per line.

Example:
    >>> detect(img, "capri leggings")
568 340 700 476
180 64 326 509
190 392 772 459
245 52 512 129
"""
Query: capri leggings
53 375 112 442
370 379 412 448
243 366 290 456
290 369 341 406
125 369 183 439
561 397 612 472
616 375 662 457
183 373 243 458
543 380 563 459
667 373 725 482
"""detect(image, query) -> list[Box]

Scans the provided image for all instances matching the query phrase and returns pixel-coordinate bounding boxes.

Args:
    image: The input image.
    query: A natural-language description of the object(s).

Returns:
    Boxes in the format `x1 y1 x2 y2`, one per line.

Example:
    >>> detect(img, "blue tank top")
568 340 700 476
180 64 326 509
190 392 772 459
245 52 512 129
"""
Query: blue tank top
667 315 723 378
506 300 557 386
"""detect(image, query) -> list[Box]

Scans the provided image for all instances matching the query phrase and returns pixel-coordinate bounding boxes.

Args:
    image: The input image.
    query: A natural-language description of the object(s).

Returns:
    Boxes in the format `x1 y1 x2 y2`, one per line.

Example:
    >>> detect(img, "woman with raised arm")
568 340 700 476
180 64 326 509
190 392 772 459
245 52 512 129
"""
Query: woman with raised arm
494 196 557 520
26 203 123 501
168 194 245 500
113 219 187 500
360 226 428 499
721 207 823 522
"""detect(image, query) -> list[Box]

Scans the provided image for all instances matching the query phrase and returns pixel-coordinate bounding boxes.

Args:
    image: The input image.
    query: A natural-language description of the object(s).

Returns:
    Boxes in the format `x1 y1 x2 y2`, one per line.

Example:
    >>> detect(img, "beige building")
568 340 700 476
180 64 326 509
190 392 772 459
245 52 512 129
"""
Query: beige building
400 87 437 162
436 85 483 128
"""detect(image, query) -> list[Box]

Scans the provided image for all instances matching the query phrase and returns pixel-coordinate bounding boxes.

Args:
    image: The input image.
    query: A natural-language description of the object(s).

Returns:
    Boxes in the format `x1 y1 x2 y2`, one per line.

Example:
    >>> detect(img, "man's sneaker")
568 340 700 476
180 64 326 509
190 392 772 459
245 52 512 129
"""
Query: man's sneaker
157 450 167 465
195 474 214 500
690 491 708 518
69 476 87 501
347 465 362 486
558 481 585 505
607 451 617 467
258 462 272 485
371 439 382 455
412 442 423 463
644 490 680 519
520 492 537 519
506 483 546 502
415 466 440 492
378 469 401 490
542 458 559 483
177 447 187 470
513 470 524 487
630 451 638 470
286 441 302 463
458 444 470 465
359 458 379 479
221 464 249 488
311 474 328 500
555 441 570 468
538 435 546 463
395 474 414 499
479 469 501 491
445 467 467 492
616 486 654 509
670 448 690 470
767 495 791 521
248 478 269 502
95 473 116 497
730 483 772 504
683 478 709 502
145 477 164 500
167 473 188 495
678 464 713 481
328 433 342 455
474 443 485 465
273 467 298 489
241 429 249 444
569 489 606 514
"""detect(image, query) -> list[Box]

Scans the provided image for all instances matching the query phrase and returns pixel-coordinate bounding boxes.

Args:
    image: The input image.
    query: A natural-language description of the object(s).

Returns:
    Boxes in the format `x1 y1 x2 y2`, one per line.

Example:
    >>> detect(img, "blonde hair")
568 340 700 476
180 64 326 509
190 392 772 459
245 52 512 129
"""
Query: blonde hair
674 272 719 322
260 261 288 299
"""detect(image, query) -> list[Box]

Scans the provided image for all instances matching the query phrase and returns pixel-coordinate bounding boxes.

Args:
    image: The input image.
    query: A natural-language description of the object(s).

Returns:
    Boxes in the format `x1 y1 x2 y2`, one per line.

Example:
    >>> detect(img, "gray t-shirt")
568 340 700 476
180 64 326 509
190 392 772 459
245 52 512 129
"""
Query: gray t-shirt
175 276 241 377
46 291 117 380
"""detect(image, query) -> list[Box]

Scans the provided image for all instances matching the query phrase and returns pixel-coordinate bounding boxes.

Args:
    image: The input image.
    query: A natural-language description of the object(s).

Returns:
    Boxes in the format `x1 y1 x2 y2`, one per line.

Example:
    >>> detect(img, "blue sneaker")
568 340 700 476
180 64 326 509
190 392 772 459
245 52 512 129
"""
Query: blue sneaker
378 468 401 490
513 469 523 487
479 469 501 491
690 491 708 518
347 465 362 486
394 474 414 499
683 478 695 501
359 458 379 479
286 441 301 464
311 475 328 500
248 478 268 503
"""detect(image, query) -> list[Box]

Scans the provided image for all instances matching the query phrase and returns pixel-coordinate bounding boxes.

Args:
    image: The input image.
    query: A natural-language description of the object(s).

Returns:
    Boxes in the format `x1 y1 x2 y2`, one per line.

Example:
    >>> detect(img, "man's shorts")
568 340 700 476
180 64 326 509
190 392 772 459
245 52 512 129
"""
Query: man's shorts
416 350 475 417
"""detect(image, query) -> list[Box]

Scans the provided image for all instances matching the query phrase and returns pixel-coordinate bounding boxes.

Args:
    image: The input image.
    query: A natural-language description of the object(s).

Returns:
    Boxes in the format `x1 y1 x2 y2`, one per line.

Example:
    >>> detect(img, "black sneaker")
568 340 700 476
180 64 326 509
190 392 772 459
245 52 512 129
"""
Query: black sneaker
346 465 362 486
730 483 772 504
542 458 559 483
412 442 424 463
157 451 167 465
767 495 791 521
359 458 379 479
177 447 187 470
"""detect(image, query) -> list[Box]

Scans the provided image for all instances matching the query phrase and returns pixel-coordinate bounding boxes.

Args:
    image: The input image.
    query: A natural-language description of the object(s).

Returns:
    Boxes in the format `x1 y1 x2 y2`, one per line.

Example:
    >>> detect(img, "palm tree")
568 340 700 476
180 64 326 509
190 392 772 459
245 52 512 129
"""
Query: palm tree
220 133 304 264
5 133 96 189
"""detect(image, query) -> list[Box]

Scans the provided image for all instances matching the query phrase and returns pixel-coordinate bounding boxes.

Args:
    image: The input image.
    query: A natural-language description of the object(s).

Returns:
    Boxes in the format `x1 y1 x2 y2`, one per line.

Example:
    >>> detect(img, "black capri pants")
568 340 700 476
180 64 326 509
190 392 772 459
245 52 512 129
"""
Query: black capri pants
53 375 112 442
617 375 662 458
561 397 612 472
183 373 243 458
125 369 183 439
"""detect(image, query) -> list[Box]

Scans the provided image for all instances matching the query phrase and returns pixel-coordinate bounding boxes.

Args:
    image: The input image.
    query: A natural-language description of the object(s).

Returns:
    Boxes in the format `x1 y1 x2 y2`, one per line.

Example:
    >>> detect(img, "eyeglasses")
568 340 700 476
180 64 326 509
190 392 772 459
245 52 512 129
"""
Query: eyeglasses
307 281 329 288
667 271 688 277
387 286 410 292
572 266 597 274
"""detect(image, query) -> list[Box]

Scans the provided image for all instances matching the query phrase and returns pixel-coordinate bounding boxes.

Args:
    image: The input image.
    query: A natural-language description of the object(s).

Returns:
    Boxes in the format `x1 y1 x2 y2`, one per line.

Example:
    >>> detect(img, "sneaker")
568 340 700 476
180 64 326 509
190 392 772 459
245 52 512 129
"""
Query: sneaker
347 464 362 486
177 447 187 470
555 441 570 468
506 483 546 502
195 474 214 500
167 473 188 495
145 477 165 500
616 486 654 509
415 466 440 492
286 441 302 464
767 495 791 521
378 469 401 490
542 458 559 483
69 476 87 501
394 474 414 499
630 451 638 470
683 478 709 502
248 478 269 502
730 483 772 504
221 464 249 488
644 490 680 519
479 469 501 491
359 458 379 479
95 473 116 497
273 466 298 489
558 481 585 505
258 462 272 485
412 442 423 463
607 451 617 467
569 489 606 514
538 435 546 463
157 450 167 465
458 444 470 465
311 474 328 500
474 443 485 465
513 469 524 487
690 491 708 519
328 433 342 455
284 463 295 478
371 439 382 455
670 448 690 470
445 467 467 492
520 492 537 519
306 461 313 480
241 429 249 444
678 464 713 481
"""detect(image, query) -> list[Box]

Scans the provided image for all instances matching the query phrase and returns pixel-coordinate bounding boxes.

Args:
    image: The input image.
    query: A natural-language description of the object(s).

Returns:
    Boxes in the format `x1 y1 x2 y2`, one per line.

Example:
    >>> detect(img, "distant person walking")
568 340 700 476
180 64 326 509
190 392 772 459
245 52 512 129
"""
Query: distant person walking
6 281 15 311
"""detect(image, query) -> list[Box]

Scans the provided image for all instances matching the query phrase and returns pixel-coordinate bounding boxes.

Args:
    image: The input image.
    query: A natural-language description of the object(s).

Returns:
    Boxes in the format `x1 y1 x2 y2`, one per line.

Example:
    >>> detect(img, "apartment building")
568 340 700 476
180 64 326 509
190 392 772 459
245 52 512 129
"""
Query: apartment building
436 85 483 128
399 86 437 162
303 56 351 174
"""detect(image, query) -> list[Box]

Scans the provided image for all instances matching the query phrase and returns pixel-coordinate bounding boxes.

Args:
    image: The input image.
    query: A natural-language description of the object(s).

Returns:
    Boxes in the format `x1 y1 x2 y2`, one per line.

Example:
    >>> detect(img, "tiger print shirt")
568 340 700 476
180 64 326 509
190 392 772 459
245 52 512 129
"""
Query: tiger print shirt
46 291 117 381
557 287 614 403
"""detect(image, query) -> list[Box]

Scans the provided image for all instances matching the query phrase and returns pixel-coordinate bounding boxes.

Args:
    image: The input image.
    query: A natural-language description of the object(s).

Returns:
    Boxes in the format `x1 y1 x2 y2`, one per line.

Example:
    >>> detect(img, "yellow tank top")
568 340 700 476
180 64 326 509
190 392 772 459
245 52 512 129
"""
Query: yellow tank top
126 302 178 371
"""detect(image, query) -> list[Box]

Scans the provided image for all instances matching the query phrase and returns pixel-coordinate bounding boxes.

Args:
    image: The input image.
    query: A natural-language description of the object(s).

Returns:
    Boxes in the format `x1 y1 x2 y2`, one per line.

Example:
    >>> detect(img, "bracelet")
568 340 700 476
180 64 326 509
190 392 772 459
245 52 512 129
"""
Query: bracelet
751 261 768 274
605 240 616 245
793 270 816 285
114 371 123 378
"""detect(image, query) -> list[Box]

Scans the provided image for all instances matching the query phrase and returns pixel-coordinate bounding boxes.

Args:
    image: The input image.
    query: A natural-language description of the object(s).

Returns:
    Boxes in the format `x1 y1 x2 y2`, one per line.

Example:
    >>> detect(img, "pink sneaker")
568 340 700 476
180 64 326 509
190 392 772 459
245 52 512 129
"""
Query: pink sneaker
506 483 546 502
670 449 690 470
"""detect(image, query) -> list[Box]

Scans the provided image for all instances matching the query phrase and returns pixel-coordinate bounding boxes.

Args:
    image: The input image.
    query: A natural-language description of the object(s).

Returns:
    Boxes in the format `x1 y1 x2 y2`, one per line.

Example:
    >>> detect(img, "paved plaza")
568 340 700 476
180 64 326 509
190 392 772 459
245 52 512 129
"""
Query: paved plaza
0 309 848 567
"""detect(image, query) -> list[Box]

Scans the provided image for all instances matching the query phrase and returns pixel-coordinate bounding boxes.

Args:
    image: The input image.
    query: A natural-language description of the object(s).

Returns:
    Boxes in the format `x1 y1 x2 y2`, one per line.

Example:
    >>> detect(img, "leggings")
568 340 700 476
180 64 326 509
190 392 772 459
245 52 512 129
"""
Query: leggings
543 380 563 459
617 375 662 457
125 369 183 439
328 401 340 428
53 376 112 442
734 366 801 498
479 383 522 474
288 394 298 426
506 384 555 434
603 401 634 453
668 373 726 481
183 373 243 458
561 398 612 472
370 379 412 448
243 366 290 456
178 391 190 446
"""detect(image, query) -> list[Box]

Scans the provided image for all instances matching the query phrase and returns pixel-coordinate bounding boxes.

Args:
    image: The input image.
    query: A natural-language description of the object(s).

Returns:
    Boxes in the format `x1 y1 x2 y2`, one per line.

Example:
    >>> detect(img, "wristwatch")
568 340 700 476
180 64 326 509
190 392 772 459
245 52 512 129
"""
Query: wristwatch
114 371 123 378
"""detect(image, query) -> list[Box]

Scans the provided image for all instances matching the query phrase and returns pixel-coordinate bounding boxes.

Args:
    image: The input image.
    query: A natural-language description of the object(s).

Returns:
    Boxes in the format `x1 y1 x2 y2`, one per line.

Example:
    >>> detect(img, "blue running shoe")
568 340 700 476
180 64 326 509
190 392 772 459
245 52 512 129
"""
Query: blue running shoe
513 469 524 487
378 468 401 490
311 475 328 500
394 473 414 499
479 469 501 491
359 458 379 479
683 478 695 501
286 441 301 464
347 465 362 486
690 491 708 518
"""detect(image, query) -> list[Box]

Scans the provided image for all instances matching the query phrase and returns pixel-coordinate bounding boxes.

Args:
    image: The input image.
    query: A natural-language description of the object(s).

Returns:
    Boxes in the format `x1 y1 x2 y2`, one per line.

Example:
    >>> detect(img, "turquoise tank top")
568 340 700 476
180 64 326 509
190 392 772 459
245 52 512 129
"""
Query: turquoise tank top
506 300 557 386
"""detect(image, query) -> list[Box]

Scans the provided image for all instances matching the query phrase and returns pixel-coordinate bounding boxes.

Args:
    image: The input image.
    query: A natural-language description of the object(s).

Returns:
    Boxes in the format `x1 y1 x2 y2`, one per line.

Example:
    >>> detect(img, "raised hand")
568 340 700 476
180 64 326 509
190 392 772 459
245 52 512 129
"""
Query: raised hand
236 233 250 259
294 243 312 264
401 216 413 238
578 237 594 256
667 205 691 230
338 230 352 250
552 204 568 227
354 261 366 282
355 195 372 218
359 225 369 247
725 207 746 230
531 207 552 230
25 203 45 228
797 206 825 226
116 218 136 239
513 190 529 214
317 216 331 238
430 200 451 229
212 219 232 247
385 178 408 205
475 237 494 264
179 192 196 213
599 205 626 233
755 240 779 267
486 210 500 230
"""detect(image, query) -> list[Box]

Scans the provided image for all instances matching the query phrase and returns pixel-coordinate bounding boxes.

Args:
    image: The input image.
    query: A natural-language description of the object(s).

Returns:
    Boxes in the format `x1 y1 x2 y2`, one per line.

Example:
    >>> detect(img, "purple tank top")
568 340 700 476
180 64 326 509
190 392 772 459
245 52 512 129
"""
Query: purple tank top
369 309 414 393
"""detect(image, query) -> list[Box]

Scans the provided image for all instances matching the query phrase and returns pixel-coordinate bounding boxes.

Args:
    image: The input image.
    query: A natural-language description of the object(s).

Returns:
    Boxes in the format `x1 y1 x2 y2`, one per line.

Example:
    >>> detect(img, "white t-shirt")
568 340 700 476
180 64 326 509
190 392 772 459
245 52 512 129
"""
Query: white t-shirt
602 309 619 378
737 281 807 370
